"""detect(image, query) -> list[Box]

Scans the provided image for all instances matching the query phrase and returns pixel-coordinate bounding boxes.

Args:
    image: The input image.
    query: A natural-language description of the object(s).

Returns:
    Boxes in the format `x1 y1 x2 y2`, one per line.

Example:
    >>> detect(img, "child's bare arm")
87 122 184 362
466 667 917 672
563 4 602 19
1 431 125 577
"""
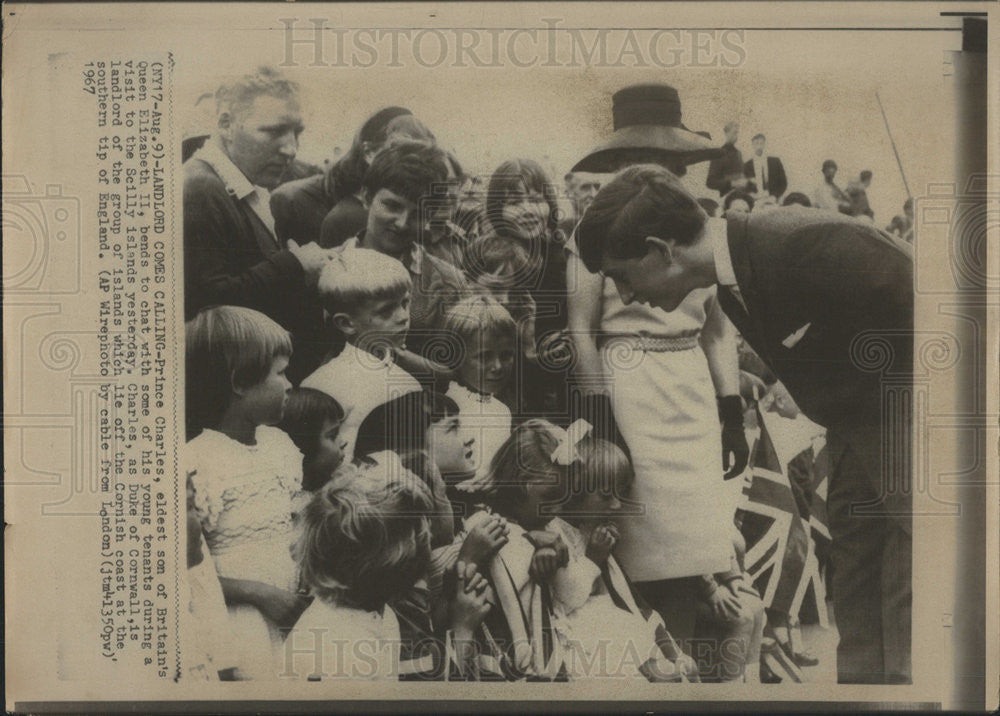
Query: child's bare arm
218 577 311 628
449 560 494 638
391 346 455 385
457 515 510 568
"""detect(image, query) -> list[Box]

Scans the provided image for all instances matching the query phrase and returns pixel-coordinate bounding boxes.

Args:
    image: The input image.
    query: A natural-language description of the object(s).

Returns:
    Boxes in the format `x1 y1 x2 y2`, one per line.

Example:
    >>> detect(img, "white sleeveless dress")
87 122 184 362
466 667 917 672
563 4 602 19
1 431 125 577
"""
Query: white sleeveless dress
569 243 733 582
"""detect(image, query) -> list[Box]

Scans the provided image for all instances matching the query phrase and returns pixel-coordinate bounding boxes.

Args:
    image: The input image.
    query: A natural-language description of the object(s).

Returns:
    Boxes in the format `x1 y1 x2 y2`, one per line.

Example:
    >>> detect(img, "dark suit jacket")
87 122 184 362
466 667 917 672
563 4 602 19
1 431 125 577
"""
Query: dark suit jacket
269 171 336 245
318 195 368 249
183 157 327 382
718 208 913 435
742 156 788 200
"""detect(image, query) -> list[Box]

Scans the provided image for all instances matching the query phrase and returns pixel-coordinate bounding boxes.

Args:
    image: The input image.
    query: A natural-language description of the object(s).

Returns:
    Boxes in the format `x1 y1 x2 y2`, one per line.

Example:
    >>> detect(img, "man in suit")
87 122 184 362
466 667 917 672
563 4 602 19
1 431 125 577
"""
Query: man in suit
743 134 788 202
706 121 749 197
184 67 334 382
576 164 913 685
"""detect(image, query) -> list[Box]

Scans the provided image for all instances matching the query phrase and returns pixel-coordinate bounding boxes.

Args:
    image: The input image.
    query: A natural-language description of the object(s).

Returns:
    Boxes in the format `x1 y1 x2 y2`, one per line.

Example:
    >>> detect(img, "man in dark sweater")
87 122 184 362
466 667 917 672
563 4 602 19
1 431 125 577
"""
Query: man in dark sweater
184 67 334 382
706 121 748 197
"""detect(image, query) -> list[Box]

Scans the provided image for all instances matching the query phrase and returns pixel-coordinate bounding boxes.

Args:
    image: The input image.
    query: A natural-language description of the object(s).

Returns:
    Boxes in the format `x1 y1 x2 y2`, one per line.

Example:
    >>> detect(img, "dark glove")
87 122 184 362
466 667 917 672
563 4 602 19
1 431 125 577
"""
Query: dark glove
718 395 749 479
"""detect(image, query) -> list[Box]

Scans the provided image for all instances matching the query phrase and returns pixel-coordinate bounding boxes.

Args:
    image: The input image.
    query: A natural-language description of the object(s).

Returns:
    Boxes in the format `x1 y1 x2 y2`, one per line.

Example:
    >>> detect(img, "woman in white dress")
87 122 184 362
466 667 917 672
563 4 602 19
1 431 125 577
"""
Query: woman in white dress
566 234 744 653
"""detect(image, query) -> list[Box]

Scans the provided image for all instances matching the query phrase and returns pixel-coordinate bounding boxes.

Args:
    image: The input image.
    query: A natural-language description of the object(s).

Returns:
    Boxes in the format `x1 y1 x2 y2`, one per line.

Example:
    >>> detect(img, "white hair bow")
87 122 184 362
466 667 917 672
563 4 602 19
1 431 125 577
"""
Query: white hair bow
550 419 593 466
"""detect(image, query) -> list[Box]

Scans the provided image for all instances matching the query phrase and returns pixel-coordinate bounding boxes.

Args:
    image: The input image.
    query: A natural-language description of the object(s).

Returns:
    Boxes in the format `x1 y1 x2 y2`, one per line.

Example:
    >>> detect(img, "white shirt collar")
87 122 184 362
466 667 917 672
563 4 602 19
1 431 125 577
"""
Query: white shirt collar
339 341 396 369
708 218 737 287
193 138 258 201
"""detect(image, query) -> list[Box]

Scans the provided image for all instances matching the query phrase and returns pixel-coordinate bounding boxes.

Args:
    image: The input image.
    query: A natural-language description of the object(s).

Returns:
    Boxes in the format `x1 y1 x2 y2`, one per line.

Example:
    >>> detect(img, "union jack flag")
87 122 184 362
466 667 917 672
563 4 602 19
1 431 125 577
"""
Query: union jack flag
736 408 810 617
797 441 831 628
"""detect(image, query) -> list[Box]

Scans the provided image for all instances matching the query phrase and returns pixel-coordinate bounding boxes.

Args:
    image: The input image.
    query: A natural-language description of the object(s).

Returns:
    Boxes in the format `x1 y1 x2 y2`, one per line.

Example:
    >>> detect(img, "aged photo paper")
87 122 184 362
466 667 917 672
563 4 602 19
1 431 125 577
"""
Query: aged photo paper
3 2 997 712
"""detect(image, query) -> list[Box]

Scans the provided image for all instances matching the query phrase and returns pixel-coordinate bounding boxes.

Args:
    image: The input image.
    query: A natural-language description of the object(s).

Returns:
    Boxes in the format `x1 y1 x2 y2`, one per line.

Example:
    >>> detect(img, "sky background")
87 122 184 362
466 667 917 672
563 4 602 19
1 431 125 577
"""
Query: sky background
176 15 963 227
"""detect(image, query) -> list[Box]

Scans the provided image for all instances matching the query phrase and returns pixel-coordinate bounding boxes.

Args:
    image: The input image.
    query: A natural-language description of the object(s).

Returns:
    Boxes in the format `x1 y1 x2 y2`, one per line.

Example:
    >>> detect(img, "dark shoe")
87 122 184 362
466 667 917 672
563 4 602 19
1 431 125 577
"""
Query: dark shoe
760 658 782 683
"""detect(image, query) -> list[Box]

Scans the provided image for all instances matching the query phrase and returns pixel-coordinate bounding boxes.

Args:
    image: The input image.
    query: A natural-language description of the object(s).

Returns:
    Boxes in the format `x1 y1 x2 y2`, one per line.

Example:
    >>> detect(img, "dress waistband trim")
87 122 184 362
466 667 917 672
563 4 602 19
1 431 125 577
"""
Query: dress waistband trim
599 329 701 352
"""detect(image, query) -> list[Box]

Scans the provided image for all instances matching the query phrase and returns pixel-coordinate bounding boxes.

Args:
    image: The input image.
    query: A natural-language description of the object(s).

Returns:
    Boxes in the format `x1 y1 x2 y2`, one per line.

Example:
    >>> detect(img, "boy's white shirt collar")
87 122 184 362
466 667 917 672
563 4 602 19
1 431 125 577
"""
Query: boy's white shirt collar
707 218 738 287
340 341 396 369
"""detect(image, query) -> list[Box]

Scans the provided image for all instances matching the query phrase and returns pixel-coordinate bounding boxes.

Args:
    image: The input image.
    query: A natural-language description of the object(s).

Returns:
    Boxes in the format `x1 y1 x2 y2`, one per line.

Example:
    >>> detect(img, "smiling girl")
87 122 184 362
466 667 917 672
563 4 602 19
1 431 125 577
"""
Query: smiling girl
484 159 568 339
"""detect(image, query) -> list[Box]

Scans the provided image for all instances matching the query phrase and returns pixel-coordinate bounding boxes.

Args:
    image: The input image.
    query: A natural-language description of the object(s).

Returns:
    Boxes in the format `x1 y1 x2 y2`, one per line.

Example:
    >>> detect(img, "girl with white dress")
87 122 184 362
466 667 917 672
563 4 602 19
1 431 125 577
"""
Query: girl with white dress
185 306 310 678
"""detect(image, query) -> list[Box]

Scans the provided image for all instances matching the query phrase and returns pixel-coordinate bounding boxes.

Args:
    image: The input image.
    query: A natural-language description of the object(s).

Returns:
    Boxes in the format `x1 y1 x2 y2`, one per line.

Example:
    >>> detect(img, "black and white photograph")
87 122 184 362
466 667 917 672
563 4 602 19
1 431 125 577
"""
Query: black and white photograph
3 2 995 711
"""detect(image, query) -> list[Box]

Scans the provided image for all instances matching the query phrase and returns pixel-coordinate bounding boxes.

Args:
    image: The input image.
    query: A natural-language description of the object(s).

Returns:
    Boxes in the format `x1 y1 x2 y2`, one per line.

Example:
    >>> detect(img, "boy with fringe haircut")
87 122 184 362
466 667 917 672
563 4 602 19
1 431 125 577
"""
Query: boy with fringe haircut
301 247 422 457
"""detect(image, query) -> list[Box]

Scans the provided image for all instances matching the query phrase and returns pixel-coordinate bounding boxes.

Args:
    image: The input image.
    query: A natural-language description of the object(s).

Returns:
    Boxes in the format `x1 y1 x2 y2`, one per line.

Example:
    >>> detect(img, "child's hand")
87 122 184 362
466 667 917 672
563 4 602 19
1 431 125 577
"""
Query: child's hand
585 523 619 565
449 560 494 638
524 530 569 562
457 516 510 567
524 530 569 582
705 583 743 624
529 547 563 582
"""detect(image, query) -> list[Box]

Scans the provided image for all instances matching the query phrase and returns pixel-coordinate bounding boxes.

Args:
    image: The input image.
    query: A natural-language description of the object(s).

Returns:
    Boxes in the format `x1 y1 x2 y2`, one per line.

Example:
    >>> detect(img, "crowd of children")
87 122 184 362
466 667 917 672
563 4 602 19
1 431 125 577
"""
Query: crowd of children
183 95 830 683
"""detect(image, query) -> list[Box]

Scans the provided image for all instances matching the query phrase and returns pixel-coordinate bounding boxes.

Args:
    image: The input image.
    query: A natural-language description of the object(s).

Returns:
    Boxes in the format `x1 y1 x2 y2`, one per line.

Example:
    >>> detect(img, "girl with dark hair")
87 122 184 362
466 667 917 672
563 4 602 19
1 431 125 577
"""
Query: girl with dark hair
352 391 456 548
484 159 573 418
269 106 428 246
277 387 347 492
320 112 436 247
484 160 567 330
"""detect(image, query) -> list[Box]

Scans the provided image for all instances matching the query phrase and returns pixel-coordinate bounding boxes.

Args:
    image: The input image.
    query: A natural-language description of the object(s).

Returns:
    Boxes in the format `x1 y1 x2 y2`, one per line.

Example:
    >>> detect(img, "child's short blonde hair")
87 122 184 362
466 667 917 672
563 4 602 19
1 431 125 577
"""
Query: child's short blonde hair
440 295 517 369
295 457 432 611
317 247 411 318
185 305 292 435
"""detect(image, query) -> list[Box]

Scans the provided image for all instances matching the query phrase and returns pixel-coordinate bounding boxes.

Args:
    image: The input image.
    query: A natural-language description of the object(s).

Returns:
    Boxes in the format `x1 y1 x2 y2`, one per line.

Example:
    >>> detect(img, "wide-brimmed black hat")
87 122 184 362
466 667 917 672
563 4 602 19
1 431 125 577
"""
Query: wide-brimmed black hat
572 84 721 175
